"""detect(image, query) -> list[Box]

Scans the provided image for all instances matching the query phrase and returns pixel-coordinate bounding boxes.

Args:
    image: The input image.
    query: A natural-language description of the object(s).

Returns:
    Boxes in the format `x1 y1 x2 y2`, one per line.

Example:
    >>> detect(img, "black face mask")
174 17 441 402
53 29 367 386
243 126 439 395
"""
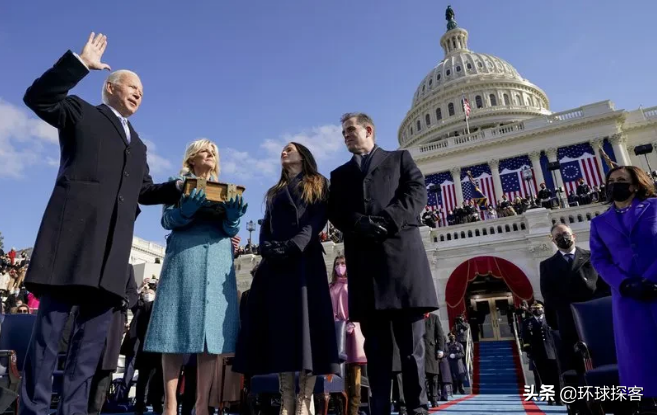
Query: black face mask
554 233 574 250
607 182 633 202
533 309 544 316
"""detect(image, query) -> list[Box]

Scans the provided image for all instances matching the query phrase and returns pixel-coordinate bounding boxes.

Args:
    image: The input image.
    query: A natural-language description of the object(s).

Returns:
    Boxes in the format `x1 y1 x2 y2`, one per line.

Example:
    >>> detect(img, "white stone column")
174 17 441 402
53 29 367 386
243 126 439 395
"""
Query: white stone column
488 159 504 204
610 133 632 166
545 147 565 191
528 151 545 186
627 144 641 169
451 167 464 206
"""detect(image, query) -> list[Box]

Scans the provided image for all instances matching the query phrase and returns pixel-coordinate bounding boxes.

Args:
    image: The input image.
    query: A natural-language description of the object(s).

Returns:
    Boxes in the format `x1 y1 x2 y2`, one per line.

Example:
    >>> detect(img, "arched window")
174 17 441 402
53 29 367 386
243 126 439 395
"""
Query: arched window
516 94 522 105
448 103 455 116
475 95 483 109
416 120 421 131
425 114 431 126
490 94 497 106
456 65 462 72
503 93 510 105
467 63 472 70
436 108 442 120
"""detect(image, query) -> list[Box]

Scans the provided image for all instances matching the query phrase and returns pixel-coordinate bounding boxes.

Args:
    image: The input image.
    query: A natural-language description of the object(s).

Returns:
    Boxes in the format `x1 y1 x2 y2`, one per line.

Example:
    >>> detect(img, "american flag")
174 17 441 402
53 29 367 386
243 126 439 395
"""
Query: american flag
499 155 538 200
461 164 497 212
462 97 471 119
558 143 603 196
425 171 457 226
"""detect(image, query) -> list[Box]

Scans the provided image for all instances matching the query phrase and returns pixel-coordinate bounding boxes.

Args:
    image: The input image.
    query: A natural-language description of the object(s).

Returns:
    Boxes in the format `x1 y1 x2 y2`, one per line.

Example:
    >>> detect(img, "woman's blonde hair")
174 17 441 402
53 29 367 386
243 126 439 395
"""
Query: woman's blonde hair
180 139 220 179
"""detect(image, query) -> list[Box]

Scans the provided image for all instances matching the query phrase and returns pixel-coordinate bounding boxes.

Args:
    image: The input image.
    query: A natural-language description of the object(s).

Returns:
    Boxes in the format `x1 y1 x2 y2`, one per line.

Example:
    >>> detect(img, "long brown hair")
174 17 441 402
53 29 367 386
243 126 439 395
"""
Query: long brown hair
265 142 328 206
605 166 656 201
330 255 346 285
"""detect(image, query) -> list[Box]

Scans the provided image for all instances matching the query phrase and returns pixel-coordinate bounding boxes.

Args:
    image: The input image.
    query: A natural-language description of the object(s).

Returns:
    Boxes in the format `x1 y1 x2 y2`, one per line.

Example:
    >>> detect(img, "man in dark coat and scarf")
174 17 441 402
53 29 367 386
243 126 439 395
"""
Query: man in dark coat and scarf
329 112 439 415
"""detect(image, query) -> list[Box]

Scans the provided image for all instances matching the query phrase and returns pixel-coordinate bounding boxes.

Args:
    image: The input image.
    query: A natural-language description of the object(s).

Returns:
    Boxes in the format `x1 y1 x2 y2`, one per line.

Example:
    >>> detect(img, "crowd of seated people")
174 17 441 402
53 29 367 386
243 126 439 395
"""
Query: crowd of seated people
422 179 603 228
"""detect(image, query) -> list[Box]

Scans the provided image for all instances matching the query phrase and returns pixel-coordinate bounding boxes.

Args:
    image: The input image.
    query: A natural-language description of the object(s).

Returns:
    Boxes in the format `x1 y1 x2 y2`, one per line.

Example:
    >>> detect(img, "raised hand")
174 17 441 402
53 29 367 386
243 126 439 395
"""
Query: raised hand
79 32 111 71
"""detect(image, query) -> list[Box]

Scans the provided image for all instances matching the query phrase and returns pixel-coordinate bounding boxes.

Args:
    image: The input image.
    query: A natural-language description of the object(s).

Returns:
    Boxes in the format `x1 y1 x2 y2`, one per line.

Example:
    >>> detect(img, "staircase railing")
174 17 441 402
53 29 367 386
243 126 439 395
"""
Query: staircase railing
464 328 474 388
512 315 529 386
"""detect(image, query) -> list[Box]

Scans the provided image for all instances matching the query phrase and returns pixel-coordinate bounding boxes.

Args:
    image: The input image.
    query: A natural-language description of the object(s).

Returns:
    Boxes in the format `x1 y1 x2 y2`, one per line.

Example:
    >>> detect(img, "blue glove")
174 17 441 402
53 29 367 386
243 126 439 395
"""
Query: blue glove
222 196 248 222
180 188 207 218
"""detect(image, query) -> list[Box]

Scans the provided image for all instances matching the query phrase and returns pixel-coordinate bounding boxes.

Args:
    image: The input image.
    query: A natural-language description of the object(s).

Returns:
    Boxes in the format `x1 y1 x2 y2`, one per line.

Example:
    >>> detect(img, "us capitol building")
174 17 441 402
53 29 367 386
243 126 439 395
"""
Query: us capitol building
132 7 657 338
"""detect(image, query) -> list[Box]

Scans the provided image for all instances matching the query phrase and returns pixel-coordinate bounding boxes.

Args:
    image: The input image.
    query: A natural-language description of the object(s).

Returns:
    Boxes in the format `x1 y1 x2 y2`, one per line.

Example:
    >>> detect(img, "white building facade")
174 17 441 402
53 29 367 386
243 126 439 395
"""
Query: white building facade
129 236 165 285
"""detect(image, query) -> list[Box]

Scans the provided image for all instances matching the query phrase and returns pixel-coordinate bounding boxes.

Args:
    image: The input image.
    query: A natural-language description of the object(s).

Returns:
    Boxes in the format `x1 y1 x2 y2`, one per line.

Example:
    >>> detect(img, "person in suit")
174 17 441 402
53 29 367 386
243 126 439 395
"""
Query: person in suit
423 313 449 407
19 33 182 415
328 113 439 415
539 223 610 371
521 302 560 406
537 183 553 209
233 142 339 415
590 165 657 402
87 265 139 415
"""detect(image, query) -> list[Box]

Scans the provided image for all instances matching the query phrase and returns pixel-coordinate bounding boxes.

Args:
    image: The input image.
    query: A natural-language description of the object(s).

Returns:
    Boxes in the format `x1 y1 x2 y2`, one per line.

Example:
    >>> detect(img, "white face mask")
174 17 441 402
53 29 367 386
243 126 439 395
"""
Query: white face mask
143 294 155 302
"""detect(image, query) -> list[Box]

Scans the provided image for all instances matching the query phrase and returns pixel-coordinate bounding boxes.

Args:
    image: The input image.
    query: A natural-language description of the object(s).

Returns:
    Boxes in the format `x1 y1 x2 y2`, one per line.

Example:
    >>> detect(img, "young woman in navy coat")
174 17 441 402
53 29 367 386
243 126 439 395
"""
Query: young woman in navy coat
589 165 657 400
233 142 339 415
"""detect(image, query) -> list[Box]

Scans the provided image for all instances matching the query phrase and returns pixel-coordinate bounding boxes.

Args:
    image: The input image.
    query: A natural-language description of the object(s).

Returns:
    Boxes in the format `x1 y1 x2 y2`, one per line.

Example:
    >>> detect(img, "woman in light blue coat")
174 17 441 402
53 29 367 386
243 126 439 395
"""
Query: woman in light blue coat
143 139 247 415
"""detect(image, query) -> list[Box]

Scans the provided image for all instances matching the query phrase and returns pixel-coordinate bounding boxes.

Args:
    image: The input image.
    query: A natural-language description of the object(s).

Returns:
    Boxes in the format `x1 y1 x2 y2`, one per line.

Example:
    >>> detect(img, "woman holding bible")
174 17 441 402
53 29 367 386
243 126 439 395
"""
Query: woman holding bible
143 139 247 415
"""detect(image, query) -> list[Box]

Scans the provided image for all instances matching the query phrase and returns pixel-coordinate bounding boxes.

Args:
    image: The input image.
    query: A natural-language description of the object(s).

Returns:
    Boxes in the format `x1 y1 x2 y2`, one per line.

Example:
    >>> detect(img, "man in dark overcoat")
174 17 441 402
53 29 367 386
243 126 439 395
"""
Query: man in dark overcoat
540 223 610 371
522 302 560 406
423 313 450 407
19 33 181 415
87 265 139 415
328 112 439 415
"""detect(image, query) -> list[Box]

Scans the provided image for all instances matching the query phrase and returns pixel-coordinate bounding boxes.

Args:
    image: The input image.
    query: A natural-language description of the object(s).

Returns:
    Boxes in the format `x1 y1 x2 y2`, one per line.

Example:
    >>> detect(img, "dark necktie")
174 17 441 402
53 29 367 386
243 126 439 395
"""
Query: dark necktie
564 253 574 264
360 153 371 173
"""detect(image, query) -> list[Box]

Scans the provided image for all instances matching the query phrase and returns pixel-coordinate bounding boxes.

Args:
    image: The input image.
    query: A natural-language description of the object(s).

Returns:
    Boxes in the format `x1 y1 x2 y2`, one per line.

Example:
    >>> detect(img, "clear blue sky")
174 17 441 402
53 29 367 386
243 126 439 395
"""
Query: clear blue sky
1 0 656 250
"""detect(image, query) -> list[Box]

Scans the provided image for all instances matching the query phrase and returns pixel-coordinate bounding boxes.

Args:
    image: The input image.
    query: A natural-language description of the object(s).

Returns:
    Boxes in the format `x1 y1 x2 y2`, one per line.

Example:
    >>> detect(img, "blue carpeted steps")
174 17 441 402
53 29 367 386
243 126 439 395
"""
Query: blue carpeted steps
476 341 521 394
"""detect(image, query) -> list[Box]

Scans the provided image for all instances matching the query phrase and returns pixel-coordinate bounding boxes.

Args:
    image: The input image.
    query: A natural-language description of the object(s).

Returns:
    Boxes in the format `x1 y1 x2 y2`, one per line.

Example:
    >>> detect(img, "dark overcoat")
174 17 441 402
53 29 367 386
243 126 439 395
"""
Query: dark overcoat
423 313 444 375
328 148 438 321
233 176 339 375
589 197 657 397
539 247 609 369
22 51 180 302
522 316 556 361
99 265 139 370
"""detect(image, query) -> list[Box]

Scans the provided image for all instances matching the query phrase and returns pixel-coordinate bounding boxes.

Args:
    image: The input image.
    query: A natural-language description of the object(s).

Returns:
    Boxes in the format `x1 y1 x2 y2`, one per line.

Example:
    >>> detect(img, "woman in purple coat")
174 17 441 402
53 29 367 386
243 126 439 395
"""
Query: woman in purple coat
589 166 657 400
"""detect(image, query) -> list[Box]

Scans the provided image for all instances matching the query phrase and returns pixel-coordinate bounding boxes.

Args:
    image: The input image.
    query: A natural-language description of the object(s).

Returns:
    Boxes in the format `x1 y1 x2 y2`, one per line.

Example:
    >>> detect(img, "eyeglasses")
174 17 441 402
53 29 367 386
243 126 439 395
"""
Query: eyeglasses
17 309 29 314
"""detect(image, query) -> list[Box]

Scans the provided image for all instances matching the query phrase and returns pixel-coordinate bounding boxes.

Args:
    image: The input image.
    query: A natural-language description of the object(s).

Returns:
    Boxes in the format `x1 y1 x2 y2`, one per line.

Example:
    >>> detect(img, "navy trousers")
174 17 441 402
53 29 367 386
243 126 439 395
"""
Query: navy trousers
19 293 114 415
360 313 427 415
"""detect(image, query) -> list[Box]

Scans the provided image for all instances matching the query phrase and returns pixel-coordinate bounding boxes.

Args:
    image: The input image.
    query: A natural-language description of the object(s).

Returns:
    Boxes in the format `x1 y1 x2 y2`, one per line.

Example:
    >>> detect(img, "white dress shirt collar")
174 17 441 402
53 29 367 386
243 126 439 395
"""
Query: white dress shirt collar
559 246 577 256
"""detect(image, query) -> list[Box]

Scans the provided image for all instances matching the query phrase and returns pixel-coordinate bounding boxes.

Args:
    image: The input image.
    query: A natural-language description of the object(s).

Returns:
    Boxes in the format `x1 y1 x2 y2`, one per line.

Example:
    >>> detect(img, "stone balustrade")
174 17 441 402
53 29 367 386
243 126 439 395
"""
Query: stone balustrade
429 203 607 248
410 101 615 158
430 214 527 245
642 106 657 120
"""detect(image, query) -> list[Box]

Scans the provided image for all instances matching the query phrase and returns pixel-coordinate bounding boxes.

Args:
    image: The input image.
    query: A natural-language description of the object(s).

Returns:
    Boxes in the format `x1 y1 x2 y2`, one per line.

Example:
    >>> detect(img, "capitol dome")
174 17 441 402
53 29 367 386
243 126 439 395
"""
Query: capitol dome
399 6 551 148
